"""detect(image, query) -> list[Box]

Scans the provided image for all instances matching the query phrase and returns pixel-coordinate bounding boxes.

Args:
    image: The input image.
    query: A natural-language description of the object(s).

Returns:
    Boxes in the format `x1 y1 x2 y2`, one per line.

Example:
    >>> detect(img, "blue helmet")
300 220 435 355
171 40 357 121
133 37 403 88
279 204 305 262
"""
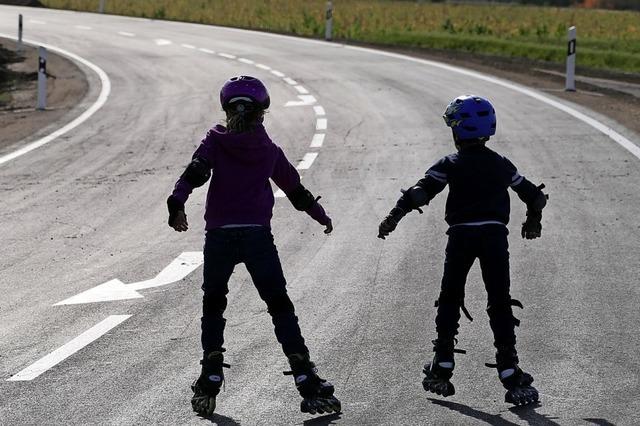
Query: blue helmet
443 95 496 140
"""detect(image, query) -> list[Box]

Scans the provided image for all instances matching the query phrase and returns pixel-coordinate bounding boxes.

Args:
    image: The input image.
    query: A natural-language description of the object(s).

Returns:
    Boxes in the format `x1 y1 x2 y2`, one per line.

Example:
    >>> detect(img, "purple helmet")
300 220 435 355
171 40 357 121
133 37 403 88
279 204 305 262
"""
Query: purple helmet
443 95 496 140
220 75 270 111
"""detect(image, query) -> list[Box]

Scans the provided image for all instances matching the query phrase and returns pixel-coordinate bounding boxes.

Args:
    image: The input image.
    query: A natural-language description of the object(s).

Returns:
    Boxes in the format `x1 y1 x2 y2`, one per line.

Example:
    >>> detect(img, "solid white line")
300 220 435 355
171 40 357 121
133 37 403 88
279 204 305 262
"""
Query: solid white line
7 315 131 381
313 106 326 116
255 63 271 70
117 31 135 37
316 118 327 131
74 25 92 30
283 77 298 85
310 133 325 148
294 85 309 94
344 45 640 161
198 48 215 54
271 70 285 77
0 34 111 166
297 153 319 170
238 58 254 64
154 39 172 46
181 43 195 49
218 52 236 59
274 189 286 198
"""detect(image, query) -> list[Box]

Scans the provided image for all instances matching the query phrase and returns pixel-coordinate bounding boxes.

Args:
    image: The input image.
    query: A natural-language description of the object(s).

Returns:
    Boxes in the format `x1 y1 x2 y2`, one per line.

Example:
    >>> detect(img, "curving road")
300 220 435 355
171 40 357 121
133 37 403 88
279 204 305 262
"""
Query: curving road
1 6 639 425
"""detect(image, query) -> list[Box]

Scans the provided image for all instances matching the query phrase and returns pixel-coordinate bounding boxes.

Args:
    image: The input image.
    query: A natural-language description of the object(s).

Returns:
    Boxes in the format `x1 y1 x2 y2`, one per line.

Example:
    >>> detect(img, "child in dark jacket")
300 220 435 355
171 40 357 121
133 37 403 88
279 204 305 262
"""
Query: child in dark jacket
378 95 547 406
167 76 340 417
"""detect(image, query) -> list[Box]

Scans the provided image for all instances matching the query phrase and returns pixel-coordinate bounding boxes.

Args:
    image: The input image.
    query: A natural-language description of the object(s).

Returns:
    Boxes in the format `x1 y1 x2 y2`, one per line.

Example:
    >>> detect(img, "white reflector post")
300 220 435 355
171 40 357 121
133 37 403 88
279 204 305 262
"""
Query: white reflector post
325 1 333 41
99 0 105 13
37 46 47 110
566 26 576 92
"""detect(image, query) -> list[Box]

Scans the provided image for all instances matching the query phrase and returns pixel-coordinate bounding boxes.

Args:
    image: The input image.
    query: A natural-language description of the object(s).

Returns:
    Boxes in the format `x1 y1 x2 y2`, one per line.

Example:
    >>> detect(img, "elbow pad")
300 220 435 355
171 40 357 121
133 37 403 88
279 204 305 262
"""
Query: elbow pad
397 185 430 213
181 156 211 188
287 184 316 211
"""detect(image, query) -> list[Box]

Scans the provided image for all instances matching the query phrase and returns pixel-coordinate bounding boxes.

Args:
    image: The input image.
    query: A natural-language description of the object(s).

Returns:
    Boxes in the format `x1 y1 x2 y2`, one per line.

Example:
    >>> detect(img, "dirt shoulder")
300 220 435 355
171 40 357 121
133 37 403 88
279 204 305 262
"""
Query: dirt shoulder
0 37 88 152
356 44 640 138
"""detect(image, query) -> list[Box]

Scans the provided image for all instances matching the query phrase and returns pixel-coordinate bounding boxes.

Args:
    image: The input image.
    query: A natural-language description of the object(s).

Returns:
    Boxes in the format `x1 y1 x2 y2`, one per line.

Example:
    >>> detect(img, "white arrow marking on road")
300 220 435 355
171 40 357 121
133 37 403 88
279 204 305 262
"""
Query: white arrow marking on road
285 95 317 107
7 315 131 381
54 252 203 305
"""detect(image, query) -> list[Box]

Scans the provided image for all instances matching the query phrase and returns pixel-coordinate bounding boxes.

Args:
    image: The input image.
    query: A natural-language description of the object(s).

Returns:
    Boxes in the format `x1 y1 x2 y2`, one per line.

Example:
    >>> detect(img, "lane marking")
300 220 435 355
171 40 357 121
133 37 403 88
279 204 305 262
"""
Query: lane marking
218 52 236 59
55 252 203 305
29 20 46 25
181 43 195 49
274 189 286 198
0 33 111 166
297 153 319 170
310 133 325 148
256 63 271 70
238 58 254 64
294 85 309 95
343 45 640 161
7 315 131 381
284 95 316 107
154 39 172 46
271 70 285 77
198 47 215 54
117 31 135 37
316 118 327 131
74 25 92 30
313 106 326 116
283 77 298 85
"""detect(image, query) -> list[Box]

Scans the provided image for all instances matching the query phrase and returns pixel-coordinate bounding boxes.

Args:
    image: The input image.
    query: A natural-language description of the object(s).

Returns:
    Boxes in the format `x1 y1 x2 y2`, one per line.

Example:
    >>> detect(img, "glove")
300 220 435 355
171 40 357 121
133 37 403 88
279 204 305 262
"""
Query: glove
378 207 406 240
521 210 542 239
167 195 185 227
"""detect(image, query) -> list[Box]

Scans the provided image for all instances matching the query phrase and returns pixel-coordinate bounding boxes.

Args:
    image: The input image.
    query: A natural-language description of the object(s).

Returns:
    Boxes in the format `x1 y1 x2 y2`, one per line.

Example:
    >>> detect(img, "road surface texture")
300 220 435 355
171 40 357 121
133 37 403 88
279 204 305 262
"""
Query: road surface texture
1 6 638 425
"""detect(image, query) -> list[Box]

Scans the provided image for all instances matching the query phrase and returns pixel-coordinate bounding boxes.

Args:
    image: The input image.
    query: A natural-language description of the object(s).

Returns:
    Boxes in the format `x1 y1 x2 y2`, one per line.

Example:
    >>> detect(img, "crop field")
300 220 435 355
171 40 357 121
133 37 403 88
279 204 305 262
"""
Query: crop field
40 0 640 73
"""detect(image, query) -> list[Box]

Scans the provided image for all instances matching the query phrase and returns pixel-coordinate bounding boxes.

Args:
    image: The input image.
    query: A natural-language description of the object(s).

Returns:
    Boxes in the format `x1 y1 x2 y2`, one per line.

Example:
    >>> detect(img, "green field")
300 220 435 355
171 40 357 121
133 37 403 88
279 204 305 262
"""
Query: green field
40 0 640 73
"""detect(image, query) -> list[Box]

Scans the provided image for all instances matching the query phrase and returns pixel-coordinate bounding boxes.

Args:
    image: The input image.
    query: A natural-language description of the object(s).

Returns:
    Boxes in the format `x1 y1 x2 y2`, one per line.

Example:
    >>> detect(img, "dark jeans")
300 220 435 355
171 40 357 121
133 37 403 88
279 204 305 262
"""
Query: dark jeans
201 227 308 356
435 225 518 364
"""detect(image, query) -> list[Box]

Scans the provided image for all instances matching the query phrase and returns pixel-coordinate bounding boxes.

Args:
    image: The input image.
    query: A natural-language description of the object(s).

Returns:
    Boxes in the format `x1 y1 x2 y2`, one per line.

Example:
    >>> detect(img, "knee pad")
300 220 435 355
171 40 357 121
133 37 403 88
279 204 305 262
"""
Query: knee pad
203 293 227 314
266 294 295 317
487 298 523 327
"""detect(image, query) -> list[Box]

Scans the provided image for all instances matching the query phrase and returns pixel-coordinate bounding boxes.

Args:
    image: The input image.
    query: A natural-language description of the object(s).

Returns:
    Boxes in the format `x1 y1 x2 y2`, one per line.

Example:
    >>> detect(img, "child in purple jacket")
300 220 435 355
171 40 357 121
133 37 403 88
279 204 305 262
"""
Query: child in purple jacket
167 76 340 417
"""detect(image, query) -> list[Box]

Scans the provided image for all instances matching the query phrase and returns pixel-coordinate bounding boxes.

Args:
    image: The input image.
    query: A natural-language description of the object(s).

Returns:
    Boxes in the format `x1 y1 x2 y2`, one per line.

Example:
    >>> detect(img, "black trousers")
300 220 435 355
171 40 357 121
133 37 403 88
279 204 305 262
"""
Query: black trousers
201 227 308 356
435 225 518 365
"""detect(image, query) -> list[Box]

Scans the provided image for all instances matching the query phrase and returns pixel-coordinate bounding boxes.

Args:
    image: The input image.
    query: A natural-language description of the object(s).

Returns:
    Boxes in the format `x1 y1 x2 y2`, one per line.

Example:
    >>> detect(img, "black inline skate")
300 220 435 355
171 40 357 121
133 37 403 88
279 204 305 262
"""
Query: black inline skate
497 365 539 406
422 339 463 397
284 353 341 415
191 350 230 416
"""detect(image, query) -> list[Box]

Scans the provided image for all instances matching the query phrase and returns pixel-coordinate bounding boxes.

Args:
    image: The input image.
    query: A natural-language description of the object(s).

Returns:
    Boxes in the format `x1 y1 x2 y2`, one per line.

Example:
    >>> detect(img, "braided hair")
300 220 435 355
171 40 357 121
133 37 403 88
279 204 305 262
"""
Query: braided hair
225 100 266 133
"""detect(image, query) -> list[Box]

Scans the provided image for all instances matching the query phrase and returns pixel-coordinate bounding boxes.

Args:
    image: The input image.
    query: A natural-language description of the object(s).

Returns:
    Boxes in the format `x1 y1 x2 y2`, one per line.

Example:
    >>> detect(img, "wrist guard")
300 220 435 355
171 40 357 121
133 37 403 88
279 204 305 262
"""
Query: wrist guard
167 195 185 227
521 210 542 240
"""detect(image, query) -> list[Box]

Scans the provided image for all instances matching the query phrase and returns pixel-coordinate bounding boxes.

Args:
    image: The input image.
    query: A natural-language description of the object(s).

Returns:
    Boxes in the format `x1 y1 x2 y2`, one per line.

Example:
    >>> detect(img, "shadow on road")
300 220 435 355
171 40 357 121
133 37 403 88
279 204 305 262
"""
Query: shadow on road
302 412 342 425
583 419 617 426
428 398 519 426
196 412 242 425
508 403 561 425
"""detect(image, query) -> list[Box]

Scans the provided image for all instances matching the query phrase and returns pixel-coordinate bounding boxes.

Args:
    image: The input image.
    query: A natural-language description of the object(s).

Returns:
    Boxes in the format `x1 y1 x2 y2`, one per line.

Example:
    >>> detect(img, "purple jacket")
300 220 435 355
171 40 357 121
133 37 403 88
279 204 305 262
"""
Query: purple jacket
171 124 330 230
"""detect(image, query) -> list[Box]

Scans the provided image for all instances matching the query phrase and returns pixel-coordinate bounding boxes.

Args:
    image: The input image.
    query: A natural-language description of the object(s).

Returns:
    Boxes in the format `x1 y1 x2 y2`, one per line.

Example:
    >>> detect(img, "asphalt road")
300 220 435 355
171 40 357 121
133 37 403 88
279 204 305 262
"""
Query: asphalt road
1 6 639 426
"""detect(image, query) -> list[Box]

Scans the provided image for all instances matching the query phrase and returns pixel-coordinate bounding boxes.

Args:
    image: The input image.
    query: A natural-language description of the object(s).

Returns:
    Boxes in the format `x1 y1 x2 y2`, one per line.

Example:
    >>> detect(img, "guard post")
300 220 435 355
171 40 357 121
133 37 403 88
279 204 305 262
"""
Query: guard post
325 1 333 41
17 14 23 54
566 26 576 92
37 47 47 110
99 0 105 14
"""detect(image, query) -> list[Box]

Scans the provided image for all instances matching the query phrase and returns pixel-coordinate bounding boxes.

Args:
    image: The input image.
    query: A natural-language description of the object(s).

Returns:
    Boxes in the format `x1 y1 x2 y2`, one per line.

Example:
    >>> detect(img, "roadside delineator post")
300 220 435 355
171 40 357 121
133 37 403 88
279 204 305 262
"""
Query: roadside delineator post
325 1 333 41
566 26 576 92
17 14 23 54
99 0 105 14
37 46 47 110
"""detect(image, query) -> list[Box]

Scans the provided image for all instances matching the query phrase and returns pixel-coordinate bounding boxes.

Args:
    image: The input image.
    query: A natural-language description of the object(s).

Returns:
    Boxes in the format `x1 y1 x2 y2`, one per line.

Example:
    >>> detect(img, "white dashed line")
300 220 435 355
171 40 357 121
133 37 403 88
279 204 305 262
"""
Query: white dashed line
29 20 46 25
181 43 196 49
117 31 135 37
198 48 215 54
294 85 309 95
7 315 131 381
283 77 298 85
313 106 326 116
310 134 325 148
256 63 271 70
154 39 172 46
238 58 254 64
284 95 317 107
74 25 92 30
316 118 328 131
218 52 236 59
271 70 285 77
297 153 319 170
